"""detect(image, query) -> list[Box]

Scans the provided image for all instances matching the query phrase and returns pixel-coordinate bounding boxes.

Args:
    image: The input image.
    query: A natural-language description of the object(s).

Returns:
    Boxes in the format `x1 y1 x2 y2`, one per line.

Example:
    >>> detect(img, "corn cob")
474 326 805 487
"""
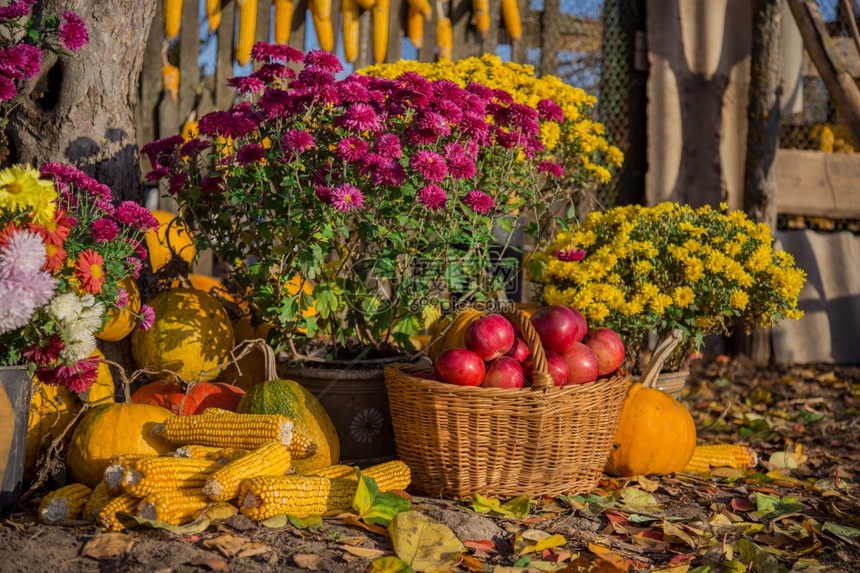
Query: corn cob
500 0 522 40
362 460 411 491
214 447 251 464
236 0 257 66
39 483 92 524
372 0 389 63
123 456 222 497
206 0 222 33
138 489 211 526
436 17 452 60
472 0 490 38
273 0 294 44
97 494 140 532
342 0 360 63
239 476 357 519
82 480 115 522
683 444 758 473
175 444 224 459
406 0 431 17
309 0 334 52
354 0 376 8
151 410 294 450
164 0 182 40
181 119 199 140
162 64 180 102
204 441 292 501
288 430 318 459
105 453 155 495
406 6 423 49
305 464 356 479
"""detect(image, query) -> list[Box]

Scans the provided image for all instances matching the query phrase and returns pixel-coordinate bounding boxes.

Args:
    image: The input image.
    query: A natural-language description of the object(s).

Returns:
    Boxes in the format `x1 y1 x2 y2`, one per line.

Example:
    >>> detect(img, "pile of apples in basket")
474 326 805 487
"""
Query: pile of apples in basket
424 306 624 388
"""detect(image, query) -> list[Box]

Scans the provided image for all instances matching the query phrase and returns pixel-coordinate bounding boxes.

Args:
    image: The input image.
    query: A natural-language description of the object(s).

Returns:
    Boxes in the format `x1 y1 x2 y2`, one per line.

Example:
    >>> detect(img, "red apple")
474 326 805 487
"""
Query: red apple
434 348 486 386
561 342 600 384
504 338 530 363
521 351 569 387
465 313 515 360
529 305 588 354
482 356 525 389
583 327 625 377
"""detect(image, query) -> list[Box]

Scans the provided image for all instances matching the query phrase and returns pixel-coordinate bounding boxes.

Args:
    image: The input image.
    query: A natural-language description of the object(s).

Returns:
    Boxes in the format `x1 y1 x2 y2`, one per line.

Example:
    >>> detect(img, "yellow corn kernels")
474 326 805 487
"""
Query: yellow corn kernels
500 0 522 40
239 475 357 520
206 0 221 33
310 0 334 52
152 410 295 450
274 0 294 44
407 6 424 49
683 444 758 473
104 453 155 495
82 480 115 522
39 483 92 524
164 0 182 40
372 0 389 63
123 456 221 497
342 0 360 63
304 464 356 479
175 444 223 459
472 0 490 38
97 494 140 532
204 440 292 501
236 0 257 66
406 0 431 17
436 17 452 60
138 489 211 526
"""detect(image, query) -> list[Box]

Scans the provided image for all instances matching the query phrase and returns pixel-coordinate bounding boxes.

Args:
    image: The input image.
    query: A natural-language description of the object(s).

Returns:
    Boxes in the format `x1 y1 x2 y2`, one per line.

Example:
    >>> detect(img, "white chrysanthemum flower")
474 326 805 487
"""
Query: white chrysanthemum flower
75 301 105 335
49 292 84 322
63 332 97 362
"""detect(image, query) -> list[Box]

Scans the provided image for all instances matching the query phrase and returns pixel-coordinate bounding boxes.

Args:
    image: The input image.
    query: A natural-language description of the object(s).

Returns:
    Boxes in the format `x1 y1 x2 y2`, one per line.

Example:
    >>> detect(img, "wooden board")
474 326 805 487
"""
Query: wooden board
775 149 860 218
0 367 32 509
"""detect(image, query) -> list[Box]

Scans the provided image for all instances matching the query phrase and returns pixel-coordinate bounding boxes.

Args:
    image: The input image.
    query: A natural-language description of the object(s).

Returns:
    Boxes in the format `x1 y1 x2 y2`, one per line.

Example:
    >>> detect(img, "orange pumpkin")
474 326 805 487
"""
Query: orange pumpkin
130 380 245 415
145 210 196 273
605 382 697 477
97 276 141 341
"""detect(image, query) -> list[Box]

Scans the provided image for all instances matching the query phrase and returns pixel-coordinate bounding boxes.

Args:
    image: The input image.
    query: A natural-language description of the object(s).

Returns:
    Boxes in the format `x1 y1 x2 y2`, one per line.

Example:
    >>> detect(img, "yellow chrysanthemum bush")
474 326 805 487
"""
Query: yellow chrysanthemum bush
359 55 624 191
530 202 807 370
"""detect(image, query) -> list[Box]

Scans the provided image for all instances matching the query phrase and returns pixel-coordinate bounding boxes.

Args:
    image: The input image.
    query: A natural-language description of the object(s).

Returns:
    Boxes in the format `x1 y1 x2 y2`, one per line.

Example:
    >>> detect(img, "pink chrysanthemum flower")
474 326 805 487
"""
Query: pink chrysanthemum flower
370 158 406 187
0 76 15 101
36 357 100 392
537 99 564 122
463 190 495 215
417 184 447 210
375 134 402 160
23 335 64 364
251 42 303 63
410 150 447 182
116 288 129 309
59 11 89 52
198 110 259 138
227 75 265 95
0 44 42 80
336 136 369 163
339 103 381 132
330 184 365 212
91 219 120 242
0 229 46 278
236 143 266 165
304 50 343 73
252 63 290 84
180 138 210 157
537 161 564 178
555 248 587 262
0 0 36 23
125 256 143 279
417 111 450 137
138 304 155 331
282 129 316 155
315 185 334 205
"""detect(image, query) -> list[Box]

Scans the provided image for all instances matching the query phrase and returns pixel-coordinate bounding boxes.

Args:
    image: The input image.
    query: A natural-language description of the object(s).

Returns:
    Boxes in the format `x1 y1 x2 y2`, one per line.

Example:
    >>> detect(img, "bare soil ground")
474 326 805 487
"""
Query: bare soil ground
1 356 858 573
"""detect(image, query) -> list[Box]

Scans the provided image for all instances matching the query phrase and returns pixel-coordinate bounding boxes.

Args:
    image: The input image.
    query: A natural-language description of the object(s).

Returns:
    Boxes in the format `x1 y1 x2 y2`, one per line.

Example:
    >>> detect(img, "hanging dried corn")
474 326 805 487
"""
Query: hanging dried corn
342 0 360 63
274 0 294 44
406 5 423 49
372 0 389 63
206 0 222 33
436 17 452 60
310 0 334 52
472 0 490 39
162 64 180 103
406 0 432 18
500 0 522 40
355 0 376 8
164 0 182 40
236 0 258 66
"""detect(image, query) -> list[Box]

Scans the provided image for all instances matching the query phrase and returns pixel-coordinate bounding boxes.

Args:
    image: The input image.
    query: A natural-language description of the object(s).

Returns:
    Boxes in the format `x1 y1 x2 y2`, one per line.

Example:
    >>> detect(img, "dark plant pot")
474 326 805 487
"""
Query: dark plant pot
282 357 401 467
0 366 33 510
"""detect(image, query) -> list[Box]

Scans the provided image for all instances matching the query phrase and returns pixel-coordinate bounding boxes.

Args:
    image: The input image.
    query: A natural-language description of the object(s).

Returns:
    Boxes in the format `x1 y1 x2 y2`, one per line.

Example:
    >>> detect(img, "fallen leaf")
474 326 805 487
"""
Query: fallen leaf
467 493 530 519
635 475 660 493
464 539 495 551
618 487 664 513
364 556 416 573
513 529 566 555
236 542 270 558
388 511 465 571
353 474 412 527
731 497 755 512
341 514 390 537
821 522 860 544
768 450 807 470
340 535 371 546
458 554 485 571
194 502 238 525
293 553 323 570
115 511 213 535
587 543 648 571
81 533 135 559
188 559 228 571
202 534 255 558
341 545 387 559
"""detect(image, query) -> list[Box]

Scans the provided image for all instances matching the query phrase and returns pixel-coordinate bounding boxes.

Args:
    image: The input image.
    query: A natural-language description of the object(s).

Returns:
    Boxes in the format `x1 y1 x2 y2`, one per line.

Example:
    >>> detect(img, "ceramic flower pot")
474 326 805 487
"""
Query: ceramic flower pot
0 366 33 509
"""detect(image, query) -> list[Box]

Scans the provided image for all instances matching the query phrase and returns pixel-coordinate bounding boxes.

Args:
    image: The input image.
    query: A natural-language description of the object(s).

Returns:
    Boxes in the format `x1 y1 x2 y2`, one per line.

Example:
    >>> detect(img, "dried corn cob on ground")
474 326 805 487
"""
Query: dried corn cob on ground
105 453 155 495
39 483 92 524
175 445 223 459
214 447 250 464
304 464 356 479
683 444 758 473
82 481 115 522
152 411 296 450
204 441 292 501
123 456 221 497
138 489 211 526
97 494 141 532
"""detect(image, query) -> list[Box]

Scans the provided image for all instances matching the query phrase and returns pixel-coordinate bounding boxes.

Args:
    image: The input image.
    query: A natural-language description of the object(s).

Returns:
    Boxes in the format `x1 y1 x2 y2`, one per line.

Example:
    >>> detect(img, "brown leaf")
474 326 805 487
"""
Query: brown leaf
293 553 323 570
340 535 372 546
458 554 484 571
341 545 387 559
81 533 135 560
202 534 253 558
188 559 229 571
235 542 270 558
340 515 390 537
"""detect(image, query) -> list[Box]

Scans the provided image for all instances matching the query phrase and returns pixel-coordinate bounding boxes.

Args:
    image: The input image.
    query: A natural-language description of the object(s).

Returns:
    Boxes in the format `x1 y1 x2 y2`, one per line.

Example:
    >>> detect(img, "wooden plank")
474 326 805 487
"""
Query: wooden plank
540 0 559 76
451 0 479 60
387 0 405 63
510 0 527 63
523 10 602 52
418 2 438 62
775 149 860 218
355 7 372 69
802 36 860 77
287 0 307 75
138 0 163 160
480 0 500 56
253 0 272 71
215 0 236 111
178 0 200 124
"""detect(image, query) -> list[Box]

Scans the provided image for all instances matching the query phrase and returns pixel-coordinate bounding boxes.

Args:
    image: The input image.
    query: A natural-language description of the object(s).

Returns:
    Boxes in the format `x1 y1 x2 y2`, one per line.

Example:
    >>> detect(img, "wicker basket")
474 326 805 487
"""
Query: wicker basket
384 308 629 498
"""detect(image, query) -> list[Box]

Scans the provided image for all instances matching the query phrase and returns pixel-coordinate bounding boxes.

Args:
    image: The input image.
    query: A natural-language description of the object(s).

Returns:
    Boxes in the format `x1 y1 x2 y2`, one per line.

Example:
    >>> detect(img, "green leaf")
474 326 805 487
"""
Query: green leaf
618 487 664 513
737 538 781 573
467 493 530 519
821 522 860 543
114 512 212 535
365 556 417 573
388 511 465 572
750 493 805 519
352 474 411 527
289 514 323 529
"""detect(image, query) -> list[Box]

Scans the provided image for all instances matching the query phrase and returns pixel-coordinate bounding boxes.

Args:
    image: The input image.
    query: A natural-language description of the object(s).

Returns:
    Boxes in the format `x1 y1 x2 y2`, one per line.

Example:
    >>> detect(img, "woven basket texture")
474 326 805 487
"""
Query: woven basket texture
383 307 629 498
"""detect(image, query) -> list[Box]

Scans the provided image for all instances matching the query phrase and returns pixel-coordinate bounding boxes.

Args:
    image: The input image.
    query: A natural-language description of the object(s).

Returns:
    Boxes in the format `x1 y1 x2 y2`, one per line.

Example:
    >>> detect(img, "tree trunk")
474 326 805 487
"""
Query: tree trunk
9 0 157 203
736 0 783 365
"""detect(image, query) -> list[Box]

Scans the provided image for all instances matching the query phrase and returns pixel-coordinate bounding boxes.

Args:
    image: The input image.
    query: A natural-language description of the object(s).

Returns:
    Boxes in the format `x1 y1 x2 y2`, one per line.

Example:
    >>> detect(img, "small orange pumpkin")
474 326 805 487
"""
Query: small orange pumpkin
130 380 245 416
605 382 697 477
97 276 141 341
144 210 196 273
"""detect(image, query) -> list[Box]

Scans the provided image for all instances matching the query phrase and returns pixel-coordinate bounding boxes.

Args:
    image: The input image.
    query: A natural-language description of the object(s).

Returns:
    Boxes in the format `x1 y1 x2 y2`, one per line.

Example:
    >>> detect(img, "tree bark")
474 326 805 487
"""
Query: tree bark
9 0 157 203
737 0 783 365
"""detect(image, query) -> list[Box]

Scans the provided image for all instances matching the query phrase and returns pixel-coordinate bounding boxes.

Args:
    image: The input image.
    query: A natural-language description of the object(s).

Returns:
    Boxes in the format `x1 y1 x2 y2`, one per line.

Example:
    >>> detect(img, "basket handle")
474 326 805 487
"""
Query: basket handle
500 307 553 390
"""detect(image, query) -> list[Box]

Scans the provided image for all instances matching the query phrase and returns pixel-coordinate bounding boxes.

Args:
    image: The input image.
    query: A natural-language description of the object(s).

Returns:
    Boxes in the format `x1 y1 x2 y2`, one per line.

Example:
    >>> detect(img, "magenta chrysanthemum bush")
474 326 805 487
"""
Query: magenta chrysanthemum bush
146 44 577 356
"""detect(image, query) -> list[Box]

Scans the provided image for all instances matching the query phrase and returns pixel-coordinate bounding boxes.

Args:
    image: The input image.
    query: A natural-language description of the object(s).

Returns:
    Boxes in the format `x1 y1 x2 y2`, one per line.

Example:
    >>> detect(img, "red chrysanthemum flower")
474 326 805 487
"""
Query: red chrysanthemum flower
227 75 266 95
330 184 365 213
537 161 564 179
410 150 447 182
23 335 64 364
250 42 303 64
36 357 100 392
537 99 564 122
282 129 316 155
375 134 402 160
42 241 67 272
417 184 447 210
59 11 89 52
463 190 495 215
555 248 587 262
0 76 15 101
74 249 106 294
91 218 120 242
137 304 155 331
304 50 343 73
336 136 369 163
236 143 266 165
339 103 381 132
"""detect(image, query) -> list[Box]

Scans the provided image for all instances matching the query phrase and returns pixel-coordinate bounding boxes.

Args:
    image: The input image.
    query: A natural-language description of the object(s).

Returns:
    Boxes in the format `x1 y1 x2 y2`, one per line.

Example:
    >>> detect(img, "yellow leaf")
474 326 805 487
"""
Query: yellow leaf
513 529 567 555
366 556 416 573
388 511 465 572
768 451 807 469
340 545 387 559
